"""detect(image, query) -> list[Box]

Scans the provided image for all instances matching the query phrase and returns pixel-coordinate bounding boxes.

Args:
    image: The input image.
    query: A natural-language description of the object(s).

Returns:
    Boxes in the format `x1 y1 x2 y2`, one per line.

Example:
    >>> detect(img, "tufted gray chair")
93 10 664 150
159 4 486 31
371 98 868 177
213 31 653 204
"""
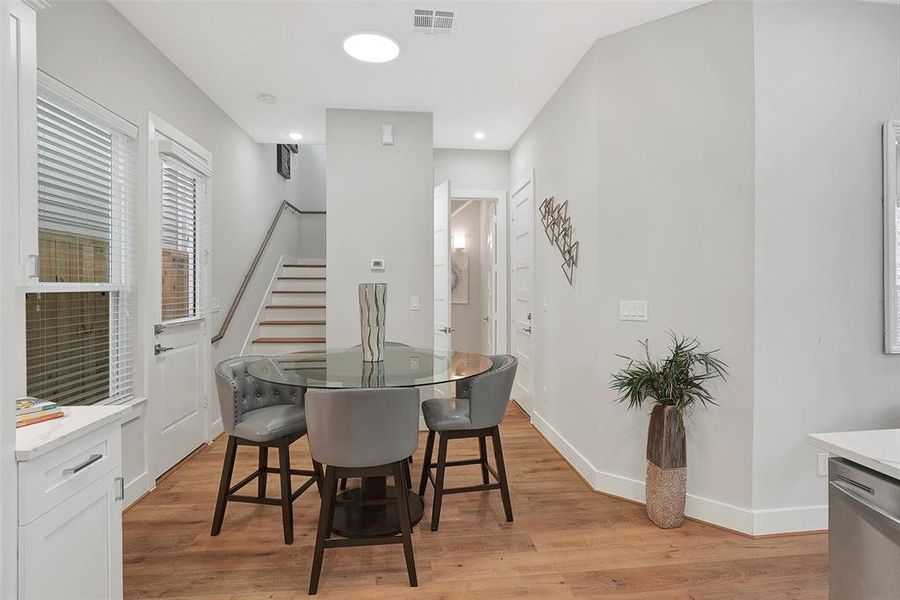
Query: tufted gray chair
211 356 323 545
418 355 517 531
306 387 420 594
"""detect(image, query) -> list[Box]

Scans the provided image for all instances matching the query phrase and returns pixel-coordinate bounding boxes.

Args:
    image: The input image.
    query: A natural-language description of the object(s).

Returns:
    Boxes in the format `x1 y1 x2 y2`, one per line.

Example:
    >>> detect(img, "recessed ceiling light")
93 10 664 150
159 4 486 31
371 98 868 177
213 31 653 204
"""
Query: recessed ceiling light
288 132 304 141
343 32 400 64
257 92 277 104
474 131 486 140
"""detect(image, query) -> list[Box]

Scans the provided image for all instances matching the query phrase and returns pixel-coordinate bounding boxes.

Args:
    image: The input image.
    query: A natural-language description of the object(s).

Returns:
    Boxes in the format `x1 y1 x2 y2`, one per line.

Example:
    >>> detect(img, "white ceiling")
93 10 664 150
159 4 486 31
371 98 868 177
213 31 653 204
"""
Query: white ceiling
111 1 703 150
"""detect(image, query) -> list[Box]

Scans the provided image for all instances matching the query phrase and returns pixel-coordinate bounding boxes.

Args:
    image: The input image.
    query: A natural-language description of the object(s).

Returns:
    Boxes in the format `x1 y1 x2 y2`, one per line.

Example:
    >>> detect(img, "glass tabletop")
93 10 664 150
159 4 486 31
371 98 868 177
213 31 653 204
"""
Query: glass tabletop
246 346 493 389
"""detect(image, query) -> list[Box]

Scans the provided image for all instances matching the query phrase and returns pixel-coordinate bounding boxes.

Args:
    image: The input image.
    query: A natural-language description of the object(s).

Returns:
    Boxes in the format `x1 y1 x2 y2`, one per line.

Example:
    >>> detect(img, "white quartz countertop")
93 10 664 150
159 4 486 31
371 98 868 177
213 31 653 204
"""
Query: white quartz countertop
808 429 900 480
16 405 129 461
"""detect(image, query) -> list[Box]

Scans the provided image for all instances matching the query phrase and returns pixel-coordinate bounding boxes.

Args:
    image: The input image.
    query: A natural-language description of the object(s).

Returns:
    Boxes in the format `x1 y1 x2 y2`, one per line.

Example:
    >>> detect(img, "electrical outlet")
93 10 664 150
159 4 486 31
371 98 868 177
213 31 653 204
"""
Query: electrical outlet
817 453 829 476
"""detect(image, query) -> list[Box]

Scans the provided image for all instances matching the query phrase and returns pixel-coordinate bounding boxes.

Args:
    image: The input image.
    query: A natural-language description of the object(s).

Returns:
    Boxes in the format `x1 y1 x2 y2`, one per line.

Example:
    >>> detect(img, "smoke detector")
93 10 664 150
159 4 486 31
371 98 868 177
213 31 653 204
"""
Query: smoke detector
413 9 454 34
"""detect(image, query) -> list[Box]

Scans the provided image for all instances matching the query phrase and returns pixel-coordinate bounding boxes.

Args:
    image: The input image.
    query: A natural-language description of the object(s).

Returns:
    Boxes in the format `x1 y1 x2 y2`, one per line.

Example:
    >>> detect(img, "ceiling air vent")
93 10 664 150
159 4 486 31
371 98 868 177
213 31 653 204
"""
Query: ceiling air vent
413 9 455 34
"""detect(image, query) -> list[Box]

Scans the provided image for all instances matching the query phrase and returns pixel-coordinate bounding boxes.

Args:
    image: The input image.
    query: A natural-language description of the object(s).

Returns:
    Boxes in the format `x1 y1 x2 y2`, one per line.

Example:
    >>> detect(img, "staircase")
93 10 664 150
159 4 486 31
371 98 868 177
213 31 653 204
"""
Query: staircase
250 259 326 355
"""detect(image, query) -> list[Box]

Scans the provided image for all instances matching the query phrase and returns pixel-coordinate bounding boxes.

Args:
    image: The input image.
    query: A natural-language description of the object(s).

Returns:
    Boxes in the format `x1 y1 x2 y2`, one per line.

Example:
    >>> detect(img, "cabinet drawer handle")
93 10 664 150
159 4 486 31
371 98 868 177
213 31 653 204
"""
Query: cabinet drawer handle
63 453 103 475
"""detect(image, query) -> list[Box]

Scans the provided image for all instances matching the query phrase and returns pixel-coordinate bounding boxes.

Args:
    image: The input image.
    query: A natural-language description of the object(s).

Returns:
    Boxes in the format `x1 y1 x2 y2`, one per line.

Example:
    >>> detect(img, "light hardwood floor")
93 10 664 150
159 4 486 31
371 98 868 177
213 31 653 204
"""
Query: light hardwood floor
124 404 827 599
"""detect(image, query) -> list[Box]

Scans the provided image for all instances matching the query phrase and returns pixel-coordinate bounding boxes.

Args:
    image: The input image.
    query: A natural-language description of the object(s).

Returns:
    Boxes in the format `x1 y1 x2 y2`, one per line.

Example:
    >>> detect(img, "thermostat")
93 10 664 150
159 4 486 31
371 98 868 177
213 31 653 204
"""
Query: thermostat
371 258 385 271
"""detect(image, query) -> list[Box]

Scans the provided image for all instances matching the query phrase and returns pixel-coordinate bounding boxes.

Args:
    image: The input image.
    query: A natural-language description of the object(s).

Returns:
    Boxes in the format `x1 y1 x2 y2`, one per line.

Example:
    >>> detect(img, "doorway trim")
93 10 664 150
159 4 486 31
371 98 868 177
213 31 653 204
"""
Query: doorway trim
450 189 509 355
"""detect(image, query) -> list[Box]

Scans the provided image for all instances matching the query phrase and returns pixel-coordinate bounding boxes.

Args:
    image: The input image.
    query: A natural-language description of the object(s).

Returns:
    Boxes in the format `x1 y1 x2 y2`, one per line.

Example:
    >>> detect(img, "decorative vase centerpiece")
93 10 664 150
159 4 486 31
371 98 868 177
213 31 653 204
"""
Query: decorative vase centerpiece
610 333 728 529
358 283 387 362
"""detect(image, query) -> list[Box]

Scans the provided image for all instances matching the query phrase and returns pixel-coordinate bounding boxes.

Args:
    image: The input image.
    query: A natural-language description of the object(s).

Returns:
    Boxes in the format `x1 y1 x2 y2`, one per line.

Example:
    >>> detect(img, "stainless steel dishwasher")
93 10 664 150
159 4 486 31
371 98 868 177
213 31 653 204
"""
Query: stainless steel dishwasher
828 457 900 599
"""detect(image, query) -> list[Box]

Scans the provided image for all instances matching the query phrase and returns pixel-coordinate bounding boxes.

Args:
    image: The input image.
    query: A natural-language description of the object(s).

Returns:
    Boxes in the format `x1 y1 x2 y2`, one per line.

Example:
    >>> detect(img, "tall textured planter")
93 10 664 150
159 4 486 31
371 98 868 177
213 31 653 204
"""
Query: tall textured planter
358 283 386 362
645 405 686 528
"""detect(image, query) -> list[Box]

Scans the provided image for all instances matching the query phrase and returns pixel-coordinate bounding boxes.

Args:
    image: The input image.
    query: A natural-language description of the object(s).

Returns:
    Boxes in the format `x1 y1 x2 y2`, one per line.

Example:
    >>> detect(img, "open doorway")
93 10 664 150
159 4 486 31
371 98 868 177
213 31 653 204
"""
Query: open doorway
435 187 508 358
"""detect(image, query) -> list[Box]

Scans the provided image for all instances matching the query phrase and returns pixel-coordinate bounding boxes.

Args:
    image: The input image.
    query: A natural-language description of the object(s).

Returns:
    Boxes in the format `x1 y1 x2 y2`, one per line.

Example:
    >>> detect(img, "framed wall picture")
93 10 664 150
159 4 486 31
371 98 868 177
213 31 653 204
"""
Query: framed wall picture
276 144 291 179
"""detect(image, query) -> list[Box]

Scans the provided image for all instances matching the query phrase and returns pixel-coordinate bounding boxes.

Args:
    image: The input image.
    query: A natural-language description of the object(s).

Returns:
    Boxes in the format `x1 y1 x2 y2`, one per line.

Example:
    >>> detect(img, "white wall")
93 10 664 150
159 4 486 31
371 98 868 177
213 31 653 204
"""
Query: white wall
510 0 757 530
326 109 434 348
450 201 483 353
434 148 510 191
296 144 326 259
752 0 900 529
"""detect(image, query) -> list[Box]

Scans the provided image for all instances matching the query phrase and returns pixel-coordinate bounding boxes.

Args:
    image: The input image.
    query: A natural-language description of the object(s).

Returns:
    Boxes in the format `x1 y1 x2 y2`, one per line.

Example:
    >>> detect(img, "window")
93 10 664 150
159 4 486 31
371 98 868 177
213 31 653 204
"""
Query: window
885 120 900 354
160 158 205 321
25 77 137 405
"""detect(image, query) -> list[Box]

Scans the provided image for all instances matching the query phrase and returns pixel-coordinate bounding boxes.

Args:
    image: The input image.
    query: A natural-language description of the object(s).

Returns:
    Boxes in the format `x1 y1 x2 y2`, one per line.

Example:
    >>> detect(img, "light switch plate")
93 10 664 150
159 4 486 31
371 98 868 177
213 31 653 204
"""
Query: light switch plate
619 300 648 321
211 297 221 313
382 123 394 146
410 296 420 311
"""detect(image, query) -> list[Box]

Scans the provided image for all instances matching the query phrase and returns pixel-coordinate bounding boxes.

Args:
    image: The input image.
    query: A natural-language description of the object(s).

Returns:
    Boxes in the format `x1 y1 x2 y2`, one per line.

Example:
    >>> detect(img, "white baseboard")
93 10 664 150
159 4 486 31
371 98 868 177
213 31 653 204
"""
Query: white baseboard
209 417 223 441
124 471 152 509
530 411 826 536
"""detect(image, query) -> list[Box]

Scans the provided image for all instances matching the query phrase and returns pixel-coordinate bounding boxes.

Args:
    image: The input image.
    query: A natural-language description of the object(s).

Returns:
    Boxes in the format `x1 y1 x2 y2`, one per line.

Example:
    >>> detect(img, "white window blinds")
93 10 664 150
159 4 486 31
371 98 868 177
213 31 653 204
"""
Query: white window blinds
160 157 206 321
26 86 137 406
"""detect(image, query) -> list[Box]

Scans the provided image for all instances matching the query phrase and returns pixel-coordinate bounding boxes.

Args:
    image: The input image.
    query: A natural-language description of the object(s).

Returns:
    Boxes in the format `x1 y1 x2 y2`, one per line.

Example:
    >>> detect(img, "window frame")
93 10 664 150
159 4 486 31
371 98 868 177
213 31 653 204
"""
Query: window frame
26 72 139 406
884 120 900 354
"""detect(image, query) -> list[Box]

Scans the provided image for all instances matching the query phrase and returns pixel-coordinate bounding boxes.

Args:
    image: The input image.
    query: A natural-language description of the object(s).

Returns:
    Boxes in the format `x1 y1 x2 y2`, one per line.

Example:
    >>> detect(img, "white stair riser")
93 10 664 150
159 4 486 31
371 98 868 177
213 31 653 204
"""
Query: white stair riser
258 323 326 337
281 266 326 278
270 292 326 306
251 342 326 355
264 307 326 320
276 279 326 292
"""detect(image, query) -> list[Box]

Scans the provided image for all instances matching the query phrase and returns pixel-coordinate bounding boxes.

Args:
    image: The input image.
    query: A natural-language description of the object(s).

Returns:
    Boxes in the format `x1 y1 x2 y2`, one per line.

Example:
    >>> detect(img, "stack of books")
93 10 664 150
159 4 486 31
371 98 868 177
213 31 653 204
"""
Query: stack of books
16 398 63 428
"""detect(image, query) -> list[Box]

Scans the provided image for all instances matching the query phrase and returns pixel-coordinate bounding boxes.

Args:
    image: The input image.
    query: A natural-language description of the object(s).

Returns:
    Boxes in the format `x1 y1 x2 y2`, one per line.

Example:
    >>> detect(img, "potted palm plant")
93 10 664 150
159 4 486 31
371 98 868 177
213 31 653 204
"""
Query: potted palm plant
610 333 728 528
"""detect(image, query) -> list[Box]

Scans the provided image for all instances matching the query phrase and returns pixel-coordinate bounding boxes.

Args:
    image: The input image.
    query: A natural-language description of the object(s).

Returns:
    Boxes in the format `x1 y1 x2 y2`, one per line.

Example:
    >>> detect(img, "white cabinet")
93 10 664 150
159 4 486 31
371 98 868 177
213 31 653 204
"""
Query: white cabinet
19 469 123 600
16 408 128 600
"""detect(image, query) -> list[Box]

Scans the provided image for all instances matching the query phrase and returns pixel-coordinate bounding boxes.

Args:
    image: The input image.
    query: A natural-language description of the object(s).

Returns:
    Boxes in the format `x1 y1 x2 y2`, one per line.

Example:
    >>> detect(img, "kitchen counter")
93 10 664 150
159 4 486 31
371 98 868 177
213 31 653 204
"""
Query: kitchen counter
808 429 900 481
15 404 129 461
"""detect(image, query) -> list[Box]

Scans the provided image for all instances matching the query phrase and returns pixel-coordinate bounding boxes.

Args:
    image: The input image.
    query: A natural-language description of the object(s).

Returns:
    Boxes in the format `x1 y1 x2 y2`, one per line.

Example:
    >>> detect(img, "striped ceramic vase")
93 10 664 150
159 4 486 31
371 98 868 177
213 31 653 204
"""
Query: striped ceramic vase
358 283 387 362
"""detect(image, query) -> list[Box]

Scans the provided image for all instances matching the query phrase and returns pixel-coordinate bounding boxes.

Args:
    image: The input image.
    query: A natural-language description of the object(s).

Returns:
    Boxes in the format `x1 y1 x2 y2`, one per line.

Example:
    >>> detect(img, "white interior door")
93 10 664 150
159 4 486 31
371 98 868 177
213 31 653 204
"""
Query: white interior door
510 175 535 415
482 203 499 355
147 126 212 478
433 181 452 397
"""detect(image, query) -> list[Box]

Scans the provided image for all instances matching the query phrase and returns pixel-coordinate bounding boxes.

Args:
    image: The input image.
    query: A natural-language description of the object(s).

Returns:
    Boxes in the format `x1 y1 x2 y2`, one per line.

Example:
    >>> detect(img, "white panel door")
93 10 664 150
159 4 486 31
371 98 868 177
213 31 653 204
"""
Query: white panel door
147 132 211 479
433 181 452 397
482 203 500 355
510 175 535 415
19 469 123 600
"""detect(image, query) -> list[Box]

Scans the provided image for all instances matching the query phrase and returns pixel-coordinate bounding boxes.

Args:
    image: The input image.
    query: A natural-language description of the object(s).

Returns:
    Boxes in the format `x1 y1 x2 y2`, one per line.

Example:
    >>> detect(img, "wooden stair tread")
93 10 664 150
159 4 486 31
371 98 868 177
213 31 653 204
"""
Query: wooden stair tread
265 305 326 309
282 264 326 268
259 320 326 325
252 337 326 343
277 276 326 280
272 290 326 294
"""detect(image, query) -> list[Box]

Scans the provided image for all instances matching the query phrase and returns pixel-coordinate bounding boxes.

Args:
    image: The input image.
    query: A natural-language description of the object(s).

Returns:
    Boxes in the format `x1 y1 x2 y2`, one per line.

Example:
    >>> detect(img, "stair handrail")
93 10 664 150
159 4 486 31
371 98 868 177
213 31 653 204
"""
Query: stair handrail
211 200 325 343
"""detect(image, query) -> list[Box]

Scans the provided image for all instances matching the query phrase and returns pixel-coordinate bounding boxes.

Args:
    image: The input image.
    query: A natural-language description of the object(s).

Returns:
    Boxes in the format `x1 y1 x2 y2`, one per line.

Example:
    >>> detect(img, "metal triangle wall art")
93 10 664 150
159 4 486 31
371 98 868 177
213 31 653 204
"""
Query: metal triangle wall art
538 196 580 285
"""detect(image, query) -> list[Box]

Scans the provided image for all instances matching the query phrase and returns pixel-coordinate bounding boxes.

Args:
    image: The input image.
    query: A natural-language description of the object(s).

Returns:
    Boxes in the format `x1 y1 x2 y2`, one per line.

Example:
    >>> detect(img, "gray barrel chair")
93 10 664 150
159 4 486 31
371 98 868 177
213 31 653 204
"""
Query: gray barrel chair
418 354 518 531
340 341 413 492
306 387 419 594
211 356 323 545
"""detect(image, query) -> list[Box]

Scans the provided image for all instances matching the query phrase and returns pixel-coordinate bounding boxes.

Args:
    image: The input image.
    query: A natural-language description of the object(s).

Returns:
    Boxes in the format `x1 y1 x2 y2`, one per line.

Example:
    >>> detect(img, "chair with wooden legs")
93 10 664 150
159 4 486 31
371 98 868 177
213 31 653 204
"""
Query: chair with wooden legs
418 354 518 531
305 387 420 595
211 356 323 545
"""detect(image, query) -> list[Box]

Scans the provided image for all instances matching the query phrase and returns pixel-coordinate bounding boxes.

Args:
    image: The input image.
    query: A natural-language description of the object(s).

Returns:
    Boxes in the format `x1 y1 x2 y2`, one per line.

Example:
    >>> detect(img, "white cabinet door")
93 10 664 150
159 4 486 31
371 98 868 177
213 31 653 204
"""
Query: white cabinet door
19 469 123 600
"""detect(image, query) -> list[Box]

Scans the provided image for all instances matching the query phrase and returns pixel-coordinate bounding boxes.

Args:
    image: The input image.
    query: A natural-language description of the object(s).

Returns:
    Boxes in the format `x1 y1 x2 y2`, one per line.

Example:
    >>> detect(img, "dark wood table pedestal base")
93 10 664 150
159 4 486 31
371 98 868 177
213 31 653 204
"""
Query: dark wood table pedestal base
331 476 424 538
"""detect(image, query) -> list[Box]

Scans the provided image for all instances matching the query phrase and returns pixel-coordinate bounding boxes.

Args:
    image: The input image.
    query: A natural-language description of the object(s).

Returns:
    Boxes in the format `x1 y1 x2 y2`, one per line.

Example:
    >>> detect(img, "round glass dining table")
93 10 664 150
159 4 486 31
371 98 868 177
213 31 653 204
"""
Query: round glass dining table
247 346 493 538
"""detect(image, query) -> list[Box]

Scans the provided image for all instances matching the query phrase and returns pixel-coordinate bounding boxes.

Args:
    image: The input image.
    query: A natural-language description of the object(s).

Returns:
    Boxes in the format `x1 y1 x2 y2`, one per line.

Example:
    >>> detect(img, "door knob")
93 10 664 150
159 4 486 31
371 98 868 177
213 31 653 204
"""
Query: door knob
482 316 490 322
438 326 455 334
521 327 532 334
154 343 174 355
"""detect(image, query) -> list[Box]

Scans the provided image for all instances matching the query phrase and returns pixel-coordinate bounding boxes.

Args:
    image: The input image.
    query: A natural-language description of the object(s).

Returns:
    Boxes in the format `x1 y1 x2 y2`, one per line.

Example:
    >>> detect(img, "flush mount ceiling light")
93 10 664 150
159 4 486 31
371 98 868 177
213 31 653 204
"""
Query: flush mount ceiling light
343 32 400 63
473 131 486 140
256 92 277 104
288 132 304 141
